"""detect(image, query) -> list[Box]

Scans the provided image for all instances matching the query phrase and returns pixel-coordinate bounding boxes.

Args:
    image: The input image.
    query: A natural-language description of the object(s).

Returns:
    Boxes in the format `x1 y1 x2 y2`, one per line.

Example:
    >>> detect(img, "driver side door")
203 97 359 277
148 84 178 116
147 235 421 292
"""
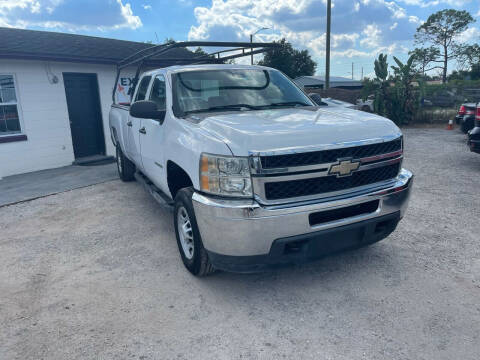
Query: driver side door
140 74 167 189
126 75 151 170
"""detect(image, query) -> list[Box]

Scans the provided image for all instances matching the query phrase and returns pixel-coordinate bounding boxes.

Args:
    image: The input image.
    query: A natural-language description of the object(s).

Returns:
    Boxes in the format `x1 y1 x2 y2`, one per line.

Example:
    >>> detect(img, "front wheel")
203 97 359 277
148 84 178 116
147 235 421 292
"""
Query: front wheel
116 146 135 182
174 188 215 276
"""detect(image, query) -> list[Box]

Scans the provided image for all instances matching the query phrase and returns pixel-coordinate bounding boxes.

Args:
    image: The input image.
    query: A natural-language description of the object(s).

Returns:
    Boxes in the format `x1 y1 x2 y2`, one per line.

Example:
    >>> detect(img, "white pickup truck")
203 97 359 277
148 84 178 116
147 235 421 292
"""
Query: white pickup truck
109 64 413 276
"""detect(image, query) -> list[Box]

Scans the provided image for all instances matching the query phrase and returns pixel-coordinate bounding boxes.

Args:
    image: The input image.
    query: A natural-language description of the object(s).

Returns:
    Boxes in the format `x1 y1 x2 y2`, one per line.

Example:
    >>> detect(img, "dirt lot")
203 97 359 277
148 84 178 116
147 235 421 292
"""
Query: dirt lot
1 127 479 360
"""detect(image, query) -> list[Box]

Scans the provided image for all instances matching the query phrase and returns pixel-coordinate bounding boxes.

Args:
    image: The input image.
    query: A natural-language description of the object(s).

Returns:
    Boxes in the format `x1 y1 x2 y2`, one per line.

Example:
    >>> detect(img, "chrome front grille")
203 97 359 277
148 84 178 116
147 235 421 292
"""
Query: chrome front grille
251 137 403 204
260 138 402 169
264 163 401 200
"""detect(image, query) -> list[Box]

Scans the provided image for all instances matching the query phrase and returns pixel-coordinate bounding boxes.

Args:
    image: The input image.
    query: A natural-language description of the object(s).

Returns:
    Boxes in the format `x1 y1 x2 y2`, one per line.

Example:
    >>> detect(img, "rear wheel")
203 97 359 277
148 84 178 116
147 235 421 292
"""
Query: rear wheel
116 146 135 182
174 187 215 276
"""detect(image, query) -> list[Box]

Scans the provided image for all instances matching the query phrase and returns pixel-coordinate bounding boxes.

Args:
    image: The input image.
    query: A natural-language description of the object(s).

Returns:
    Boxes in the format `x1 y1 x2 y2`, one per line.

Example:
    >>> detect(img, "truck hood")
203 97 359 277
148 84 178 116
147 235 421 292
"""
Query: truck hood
194 107 402 156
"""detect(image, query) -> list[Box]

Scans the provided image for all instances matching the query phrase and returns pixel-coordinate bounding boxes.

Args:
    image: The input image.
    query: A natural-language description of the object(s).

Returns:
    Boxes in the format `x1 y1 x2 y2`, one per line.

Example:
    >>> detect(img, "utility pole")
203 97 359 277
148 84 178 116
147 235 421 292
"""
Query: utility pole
361 66 363 80
325 0 331 90
352 62 354 80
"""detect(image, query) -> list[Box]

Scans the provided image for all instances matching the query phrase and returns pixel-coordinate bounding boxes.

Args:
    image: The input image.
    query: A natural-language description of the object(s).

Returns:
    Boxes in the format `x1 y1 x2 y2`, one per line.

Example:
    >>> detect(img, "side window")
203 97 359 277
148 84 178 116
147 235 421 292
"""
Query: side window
134 76 151 102
149 75 166 110
0 75 22 136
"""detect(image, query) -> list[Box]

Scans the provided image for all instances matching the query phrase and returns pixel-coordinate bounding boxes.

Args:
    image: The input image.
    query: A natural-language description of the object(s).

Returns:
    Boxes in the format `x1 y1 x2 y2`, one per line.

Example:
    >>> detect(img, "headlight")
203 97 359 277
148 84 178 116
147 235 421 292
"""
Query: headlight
200 153 252 197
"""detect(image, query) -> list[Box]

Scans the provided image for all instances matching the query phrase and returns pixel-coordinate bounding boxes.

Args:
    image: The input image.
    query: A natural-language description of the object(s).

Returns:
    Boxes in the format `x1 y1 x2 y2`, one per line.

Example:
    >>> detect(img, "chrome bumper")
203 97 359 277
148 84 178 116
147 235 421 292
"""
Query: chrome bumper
192 168 413 257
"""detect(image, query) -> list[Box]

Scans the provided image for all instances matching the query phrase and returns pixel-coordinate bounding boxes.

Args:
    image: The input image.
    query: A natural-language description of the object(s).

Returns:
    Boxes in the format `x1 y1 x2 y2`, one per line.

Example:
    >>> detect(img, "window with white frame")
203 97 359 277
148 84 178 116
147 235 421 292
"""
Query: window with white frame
0 75 22 135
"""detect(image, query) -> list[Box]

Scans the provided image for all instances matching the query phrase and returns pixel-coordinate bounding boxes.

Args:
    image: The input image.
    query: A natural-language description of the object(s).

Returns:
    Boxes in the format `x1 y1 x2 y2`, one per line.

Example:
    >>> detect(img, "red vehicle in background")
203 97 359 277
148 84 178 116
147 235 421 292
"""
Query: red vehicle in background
455 103 477 133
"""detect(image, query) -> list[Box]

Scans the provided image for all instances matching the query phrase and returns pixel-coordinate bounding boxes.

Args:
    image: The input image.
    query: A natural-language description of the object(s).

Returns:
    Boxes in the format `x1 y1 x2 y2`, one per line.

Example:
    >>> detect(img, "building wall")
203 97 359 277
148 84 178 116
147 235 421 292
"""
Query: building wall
0 59 134 178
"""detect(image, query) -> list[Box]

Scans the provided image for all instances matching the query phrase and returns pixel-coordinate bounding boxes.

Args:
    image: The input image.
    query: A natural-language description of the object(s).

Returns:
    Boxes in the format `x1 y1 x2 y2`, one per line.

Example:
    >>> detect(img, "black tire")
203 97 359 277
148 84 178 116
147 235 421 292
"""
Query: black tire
174 187 215 276
116 146 135 182
461 121 469 134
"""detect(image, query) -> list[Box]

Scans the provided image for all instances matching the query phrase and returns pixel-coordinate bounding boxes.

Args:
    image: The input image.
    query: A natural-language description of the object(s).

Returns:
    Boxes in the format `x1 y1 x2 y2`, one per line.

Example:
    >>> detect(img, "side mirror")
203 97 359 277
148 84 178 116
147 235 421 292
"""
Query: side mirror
130 100 166 123
309 93 323 105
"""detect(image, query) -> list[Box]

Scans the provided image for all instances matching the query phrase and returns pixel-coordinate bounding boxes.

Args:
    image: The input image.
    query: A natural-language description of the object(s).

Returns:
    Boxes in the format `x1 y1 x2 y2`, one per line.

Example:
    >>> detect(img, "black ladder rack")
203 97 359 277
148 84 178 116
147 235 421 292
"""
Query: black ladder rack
112 41 280 103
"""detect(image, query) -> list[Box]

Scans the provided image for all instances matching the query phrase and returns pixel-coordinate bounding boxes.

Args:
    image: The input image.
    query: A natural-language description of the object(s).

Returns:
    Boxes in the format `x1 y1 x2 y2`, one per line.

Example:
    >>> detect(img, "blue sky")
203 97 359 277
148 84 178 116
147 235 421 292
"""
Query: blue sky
0 0 479 78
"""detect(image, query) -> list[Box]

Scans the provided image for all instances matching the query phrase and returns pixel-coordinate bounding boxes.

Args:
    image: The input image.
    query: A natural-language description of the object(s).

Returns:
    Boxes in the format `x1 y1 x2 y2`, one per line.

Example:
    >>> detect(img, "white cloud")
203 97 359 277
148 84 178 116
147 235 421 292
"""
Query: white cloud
142 4 152 10
408 15 421 24
458 27 480 43
385 2 407 19
0 0 39 14
187 0 422 75
360 24 381 48
0 0 142 30
397 0 472 7
116 0 142 29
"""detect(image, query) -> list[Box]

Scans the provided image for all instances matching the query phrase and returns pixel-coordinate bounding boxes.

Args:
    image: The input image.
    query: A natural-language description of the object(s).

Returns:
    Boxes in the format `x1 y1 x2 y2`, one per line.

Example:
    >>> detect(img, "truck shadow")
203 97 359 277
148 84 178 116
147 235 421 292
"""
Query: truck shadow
199 241 402 296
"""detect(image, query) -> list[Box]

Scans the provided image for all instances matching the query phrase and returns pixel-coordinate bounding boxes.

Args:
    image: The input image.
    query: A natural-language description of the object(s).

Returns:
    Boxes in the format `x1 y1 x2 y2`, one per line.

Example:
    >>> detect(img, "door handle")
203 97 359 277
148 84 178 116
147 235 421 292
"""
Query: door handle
126 121 132 127
139 127 146 134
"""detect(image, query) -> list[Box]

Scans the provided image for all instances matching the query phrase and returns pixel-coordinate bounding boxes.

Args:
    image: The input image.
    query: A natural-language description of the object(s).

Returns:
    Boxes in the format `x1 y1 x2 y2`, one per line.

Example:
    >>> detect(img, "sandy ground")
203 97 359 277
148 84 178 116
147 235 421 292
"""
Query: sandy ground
1 127 479 360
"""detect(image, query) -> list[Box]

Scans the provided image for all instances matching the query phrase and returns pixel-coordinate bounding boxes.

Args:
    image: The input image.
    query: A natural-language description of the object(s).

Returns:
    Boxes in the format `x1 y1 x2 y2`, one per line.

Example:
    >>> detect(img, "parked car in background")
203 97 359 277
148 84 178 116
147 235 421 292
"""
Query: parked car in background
356 95 374 112
323 97 356 109
308 94 355 109
467 105 480 154
455 103 477 133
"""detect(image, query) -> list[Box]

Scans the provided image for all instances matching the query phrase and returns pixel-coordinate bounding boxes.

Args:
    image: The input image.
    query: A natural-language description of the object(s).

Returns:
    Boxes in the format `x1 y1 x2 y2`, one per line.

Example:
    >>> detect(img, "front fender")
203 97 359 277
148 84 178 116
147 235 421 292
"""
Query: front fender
164 117 232 191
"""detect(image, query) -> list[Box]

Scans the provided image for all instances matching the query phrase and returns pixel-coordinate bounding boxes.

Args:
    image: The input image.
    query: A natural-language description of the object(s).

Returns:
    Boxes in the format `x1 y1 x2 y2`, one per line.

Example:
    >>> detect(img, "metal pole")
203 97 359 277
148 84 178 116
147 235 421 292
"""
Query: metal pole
352 62 354 80
361 66 363 80
250 34 253 65
325 0 331 90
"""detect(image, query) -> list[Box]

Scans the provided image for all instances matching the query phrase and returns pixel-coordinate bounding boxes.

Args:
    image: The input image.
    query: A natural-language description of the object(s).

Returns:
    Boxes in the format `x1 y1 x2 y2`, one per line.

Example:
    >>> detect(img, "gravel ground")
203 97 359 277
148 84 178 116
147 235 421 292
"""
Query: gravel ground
1 127 479 360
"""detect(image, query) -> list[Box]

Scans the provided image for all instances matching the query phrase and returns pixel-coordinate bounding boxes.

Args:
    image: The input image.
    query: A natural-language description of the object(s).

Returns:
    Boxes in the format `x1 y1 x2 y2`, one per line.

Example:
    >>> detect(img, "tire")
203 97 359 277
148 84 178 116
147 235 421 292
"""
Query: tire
116 146 135 182
461 121 469 134
174 187 215 276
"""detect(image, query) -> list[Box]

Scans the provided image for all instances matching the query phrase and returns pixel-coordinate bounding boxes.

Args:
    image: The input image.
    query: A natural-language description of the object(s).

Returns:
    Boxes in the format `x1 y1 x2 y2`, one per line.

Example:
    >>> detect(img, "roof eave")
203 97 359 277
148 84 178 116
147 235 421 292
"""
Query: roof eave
0 52 120 65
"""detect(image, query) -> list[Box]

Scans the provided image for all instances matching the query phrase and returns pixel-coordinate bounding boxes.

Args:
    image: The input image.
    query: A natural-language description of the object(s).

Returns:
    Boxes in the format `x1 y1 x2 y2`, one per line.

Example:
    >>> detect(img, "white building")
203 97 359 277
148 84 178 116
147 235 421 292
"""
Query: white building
0 27 190 178
294 75 363 90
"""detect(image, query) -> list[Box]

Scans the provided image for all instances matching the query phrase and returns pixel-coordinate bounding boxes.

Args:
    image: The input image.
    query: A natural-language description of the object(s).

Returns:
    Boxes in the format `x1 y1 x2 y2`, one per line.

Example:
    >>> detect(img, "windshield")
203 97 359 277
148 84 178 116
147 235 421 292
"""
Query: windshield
172 68 314 116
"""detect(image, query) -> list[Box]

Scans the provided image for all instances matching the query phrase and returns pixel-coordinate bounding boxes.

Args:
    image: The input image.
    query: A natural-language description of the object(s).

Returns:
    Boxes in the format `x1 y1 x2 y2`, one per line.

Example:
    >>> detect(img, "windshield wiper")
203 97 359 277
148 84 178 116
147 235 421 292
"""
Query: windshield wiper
265 101 312 108
183 104 261 115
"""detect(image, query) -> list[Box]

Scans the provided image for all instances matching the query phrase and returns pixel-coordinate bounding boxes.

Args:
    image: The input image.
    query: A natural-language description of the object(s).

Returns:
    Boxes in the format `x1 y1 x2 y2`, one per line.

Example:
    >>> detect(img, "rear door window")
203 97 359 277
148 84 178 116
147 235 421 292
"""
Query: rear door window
149 75 167 110
134 76 152 102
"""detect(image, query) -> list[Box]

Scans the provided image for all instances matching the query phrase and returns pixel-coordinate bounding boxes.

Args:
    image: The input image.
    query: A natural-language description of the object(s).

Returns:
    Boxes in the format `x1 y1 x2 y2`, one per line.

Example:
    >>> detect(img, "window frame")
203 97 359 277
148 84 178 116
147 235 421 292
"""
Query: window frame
148 74 167 111
0 73 26 142
134 75 152 102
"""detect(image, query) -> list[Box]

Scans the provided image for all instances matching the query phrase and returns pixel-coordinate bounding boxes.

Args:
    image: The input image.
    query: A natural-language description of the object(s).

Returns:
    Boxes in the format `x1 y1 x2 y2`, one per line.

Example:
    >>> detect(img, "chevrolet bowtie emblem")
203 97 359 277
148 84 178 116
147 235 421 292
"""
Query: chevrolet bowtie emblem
329 158 360 177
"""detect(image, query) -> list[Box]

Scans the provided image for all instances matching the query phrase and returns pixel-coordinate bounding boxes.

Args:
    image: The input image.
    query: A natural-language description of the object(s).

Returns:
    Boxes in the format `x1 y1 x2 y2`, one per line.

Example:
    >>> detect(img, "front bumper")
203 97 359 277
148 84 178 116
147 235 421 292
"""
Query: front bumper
193 168 413 272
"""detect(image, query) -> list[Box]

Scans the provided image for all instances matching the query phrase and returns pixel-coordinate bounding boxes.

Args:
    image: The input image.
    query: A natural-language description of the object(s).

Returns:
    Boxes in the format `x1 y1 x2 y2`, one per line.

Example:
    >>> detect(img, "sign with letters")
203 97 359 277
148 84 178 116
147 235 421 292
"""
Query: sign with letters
116 76 134 104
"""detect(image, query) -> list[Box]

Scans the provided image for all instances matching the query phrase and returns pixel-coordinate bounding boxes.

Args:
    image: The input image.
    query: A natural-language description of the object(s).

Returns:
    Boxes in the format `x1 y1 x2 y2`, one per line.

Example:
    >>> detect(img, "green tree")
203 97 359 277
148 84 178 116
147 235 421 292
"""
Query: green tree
414 9 475 83
388 55 419 124
408 47 441 76
373 53 389 115
258 39 316 78
374 53 388 82
456 43 480 70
